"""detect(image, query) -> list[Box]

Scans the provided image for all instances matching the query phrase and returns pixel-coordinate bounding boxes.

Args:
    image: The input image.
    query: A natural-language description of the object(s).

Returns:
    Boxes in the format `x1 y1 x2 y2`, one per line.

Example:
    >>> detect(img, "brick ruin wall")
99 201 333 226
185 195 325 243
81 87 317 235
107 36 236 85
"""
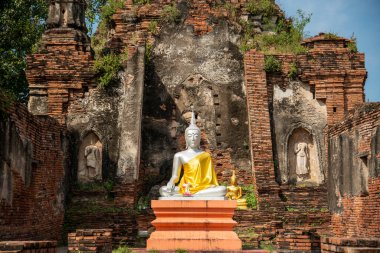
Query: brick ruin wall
2 0 377 250
235 34 367 248
327 103 380 238
0 104 66 241
109 0 256 197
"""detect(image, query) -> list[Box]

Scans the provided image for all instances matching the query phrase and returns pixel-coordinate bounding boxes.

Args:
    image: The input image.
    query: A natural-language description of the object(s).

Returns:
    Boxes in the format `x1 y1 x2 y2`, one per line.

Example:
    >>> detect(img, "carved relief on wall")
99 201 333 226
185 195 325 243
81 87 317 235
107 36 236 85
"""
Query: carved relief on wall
287 127 323 185
78 132 102 182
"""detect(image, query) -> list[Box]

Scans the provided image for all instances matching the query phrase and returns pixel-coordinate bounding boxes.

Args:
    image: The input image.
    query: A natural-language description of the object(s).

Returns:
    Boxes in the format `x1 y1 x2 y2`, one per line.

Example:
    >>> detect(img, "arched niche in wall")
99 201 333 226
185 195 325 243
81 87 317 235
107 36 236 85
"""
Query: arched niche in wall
286 127 323 185
77 131 102 183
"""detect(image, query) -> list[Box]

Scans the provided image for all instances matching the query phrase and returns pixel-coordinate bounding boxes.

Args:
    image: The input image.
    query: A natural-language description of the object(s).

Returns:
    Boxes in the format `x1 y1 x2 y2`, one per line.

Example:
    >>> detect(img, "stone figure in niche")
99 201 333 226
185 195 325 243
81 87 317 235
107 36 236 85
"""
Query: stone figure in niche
295 142 309 181
84 144 102 180
159 110 226 198
47 0 86 30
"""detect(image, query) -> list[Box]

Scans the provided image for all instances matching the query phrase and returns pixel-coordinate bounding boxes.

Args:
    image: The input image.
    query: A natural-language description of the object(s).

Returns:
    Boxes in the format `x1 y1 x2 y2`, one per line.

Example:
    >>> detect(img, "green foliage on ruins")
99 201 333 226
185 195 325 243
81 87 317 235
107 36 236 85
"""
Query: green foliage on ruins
0 0 48 101
161 4 181 23
133 0 151 5
112 246 134 253
148 20 159 35
348 34 358 53
259 240 276 252
93 51 128 87
287 62 298 79
242 184 258 209
99 0 124 24
175 250 188 253
324 32 339 39
246 0 275 17
90 0 131 88
136 196 150 212
264 56 282 73
240 3 311 55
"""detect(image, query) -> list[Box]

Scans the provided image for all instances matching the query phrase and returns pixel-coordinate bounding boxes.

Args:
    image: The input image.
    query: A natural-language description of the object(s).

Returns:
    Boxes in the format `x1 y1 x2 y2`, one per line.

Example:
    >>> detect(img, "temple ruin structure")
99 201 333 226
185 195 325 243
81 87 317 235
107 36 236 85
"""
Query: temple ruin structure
0 0 379 252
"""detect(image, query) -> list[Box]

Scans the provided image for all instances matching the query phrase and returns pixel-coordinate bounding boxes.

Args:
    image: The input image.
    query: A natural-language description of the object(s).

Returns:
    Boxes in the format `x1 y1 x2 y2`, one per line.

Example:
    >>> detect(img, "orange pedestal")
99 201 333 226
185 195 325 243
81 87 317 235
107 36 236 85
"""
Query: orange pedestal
146 200 242 251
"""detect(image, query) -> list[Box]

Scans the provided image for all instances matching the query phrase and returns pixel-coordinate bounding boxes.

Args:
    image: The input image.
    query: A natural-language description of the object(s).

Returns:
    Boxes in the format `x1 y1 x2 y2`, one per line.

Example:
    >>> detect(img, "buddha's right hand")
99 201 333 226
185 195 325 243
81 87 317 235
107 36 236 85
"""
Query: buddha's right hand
166 180 175 192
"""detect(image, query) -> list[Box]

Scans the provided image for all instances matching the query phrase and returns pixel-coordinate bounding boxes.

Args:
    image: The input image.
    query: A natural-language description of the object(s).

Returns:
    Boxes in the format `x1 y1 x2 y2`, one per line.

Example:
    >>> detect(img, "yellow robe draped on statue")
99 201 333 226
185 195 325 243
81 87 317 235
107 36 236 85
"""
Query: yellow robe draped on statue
176 152 219 194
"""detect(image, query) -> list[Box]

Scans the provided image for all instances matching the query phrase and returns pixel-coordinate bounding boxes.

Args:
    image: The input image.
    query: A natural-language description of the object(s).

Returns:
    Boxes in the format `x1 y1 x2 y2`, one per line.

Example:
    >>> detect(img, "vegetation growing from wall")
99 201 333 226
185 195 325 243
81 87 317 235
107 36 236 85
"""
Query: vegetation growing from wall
348 34 358 53
242 184 258 209
287 62 298 79
91 0 127 88
133 0 151 5
113 246 133 253
148 20 159 35
264 56 282 73
246 0 275 17
161 4 181 23
240 3 311 55
93 50 128 87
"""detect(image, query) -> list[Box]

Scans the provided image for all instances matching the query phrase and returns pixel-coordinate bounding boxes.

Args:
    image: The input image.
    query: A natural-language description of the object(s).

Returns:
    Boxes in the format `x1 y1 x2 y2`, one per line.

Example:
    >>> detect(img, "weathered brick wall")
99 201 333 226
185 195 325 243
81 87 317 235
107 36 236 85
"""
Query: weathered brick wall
328 103 380 238
111 0 282 48
244 50 279 203
321 237 380 253
236 50 331 252
68 229 112 253
0 241 57 253
300 33 366 125
266 34 366 126
110 0 257 202
0 104 66 240
26 28 93 124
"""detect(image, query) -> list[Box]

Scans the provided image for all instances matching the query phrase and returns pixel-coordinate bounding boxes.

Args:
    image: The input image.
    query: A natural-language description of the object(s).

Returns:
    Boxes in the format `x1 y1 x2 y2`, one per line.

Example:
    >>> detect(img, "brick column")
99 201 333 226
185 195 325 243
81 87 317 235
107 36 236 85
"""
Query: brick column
26 0 94 124
244 50 279 206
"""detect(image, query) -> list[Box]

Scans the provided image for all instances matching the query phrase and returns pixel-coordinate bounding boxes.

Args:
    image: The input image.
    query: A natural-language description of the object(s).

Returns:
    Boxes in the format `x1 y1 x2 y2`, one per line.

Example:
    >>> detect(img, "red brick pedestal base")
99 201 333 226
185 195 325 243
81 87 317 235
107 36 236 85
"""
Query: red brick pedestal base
146 200 242 251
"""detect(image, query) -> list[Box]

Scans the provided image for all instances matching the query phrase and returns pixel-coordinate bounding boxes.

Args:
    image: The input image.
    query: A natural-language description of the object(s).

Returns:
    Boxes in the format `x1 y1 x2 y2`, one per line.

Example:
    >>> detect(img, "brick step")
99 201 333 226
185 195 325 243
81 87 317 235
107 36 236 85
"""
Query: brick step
130 249 269 253
344 248 380 253
0 246 23 251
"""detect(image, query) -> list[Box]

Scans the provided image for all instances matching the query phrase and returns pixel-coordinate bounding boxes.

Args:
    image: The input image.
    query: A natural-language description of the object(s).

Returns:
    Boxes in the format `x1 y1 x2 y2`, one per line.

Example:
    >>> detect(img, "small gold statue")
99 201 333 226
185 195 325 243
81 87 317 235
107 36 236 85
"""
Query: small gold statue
226 170 248 210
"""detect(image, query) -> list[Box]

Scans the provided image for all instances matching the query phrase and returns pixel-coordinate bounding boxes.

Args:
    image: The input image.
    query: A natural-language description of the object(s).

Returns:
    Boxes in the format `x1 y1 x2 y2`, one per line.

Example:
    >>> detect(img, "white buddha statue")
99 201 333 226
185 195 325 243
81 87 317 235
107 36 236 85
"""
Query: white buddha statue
159 111 226 199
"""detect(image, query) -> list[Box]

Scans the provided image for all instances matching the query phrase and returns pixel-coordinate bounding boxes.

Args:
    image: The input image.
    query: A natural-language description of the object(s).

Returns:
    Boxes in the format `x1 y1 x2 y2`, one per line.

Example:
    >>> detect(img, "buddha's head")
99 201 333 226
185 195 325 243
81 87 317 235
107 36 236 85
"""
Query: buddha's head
185 110 201 149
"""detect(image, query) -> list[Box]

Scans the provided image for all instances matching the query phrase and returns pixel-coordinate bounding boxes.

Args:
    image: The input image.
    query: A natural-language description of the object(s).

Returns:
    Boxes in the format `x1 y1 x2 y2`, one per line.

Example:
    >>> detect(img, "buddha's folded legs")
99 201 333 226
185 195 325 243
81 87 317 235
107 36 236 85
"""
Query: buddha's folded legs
159 185 227 197
193 185 227 197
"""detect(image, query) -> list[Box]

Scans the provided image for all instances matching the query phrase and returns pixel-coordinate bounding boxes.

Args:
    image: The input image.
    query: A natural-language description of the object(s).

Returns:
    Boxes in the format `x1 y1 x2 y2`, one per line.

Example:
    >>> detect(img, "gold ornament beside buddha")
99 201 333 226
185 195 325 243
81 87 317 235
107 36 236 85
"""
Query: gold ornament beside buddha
226 170 247 209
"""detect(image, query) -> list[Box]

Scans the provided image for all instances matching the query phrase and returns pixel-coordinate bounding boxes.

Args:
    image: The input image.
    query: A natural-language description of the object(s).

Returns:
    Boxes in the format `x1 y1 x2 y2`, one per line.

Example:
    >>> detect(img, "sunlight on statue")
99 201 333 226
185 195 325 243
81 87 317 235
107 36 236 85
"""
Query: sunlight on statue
159 109 226 199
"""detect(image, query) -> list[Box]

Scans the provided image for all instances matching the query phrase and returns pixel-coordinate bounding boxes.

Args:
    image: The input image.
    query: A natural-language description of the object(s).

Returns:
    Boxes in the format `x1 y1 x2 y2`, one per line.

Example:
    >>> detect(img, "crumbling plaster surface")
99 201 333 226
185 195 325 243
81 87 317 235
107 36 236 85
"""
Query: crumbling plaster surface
328 126 380 213
0 120 33 204
67 87 120 182
273 81 327 185
142 19 250 180
67 47 145 183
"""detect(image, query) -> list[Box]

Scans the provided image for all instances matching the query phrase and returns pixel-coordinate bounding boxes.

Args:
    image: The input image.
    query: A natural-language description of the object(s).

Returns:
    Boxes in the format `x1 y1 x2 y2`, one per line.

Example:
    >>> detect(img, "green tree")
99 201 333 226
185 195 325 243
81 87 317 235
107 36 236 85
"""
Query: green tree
0 0 48 101
0 0 114 101
86 0 108 35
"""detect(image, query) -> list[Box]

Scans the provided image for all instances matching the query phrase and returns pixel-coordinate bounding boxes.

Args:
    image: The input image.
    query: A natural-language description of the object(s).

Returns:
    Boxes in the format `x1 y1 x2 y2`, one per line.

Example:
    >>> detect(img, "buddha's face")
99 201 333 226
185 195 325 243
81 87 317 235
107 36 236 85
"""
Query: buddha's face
186 129 201 149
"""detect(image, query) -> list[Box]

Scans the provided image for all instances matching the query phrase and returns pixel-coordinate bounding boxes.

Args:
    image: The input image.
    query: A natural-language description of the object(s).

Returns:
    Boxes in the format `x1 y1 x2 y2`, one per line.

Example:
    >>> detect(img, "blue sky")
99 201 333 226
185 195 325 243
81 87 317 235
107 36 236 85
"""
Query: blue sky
276 0 380 102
